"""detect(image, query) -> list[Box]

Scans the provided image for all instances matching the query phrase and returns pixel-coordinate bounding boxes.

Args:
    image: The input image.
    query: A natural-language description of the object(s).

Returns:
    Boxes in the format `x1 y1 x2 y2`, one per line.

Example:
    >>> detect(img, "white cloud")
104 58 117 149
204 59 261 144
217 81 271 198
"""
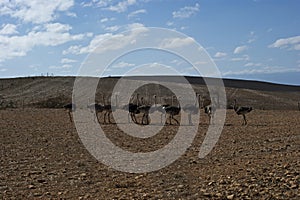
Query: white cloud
127 22 145 30
234 45 248 54
0 24 18 35
112 61 135 68
269 35 300 50
172 3 200 19
166 21 174 26
127 62 176 76
194 61 209 66
0 23 87 62
28 24 85 46
247 31 256 43
63 45 82 55
0 0 74 24
128 9 147 19
244 62 263 67
231 55 250 62
86 32 94 37
100 17 115 23
66 12 77 18
104 25 121 32
105 0 137 13
61 58 77 64
100 18 109 23
45 23 72 32
0 68 7 72
96 0 115 7
49 64 73 69
214 52 227 58
223 66 300 76
171 59 185 66
159 37 195 49
180 26 188 30
63 23 148 55
66 33 113 54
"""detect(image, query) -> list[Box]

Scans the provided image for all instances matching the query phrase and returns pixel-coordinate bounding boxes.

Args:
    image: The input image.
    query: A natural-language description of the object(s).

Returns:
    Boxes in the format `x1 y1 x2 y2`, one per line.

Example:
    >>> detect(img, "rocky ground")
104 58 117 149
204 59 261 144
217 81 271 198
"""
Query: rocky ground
0 108 299 199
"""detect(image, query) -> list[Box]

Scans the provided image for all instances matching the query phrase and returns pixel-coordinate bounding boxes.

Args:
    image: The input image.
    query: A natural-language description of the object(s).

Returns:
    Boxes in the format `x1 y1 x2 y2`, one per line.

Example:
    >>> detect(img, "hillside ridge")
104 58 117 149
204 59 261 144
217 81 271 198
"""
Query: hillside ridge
0 76 299 110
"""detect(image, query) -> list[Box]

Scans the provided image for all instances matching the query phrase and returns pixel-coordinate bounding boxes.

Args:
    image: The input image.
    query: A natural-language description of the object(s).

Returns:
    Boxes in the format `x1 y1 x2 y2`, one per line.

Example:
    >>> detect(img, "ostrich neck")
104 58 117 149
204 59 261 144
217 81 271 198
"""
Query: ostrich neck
233 101 238 111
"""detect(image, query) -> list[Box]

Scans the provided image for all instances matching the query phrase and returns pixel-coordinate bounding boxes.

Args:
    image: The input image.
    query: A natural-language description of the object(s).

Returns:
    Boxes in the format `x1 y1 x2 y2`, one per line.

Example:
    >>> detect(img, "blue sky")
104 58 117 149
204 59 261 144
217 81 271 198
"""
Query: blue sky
0 0 299 85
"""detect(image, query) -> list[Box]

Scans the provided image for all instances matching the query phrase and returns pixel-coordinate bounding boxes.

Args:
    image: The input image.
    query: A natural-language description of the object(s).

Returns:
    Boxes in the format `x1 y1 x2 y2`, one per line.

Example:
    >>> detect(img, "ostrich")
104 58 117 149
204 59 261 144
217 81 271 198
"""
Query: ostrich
141 95 167 125
163 105 181 125
162 96 181 125
202 96 217 125
129 103 140 123
136 96 152 125
122 93 141 124
140 95 173 125
138 104 151 125
101 95 118 124
137 95 168 125
64 103 76 122
233 99 253 125
149 95 168 125
122 103 140 123
102 104 115 124
87 103 104 123
182 93 200 125
204 104 216 124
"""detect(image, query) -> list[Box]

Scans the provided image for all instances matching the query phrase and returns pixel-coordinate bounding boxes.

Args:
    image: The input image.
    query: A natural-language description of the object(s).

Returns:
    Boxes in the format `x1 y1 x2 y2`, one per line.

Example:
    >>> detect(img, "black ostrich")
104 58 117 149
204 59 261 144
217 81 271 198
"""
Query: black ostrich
162 105 181 125
233 99 253 125
64 103 76 122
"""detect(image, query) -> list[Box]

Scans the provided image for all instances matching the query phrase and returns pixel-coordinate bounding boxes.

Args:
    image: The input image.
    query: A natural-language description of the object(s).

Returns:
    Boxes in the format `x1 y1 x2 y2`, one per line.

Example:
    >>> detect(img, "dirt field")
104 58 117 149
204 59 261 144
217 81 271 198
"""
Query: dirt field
1 108 299 199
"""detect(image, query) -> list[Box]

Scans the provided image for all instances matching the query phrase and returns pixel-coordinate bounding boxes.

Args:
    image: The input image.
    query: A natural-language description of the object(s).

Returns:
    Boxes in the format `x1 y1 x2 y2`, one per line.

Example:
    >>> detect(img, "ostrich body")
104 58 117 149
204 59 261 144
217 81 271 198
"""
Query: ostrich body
100 94 119 124
122 93 142 124
123 103 140 123
204 104 216 124
149 104 167 125
142 95 168 125
163 105 181 125
135 96 152 125
137 105 151 125
233 99 252 125
102 104 116 124
182 94 200 125
64 103 76 122
148 95 167 125
87 103 104 122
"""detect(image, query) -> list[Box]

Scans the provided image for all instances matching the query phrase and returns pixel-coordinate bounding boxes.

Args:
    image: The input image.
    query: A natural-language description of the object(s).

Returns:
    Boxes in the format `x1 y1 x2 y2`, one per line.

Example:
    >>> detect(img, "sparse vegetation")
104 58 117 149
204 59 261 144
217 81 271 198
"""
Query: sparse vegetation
30 95 70 108
0 76 299 110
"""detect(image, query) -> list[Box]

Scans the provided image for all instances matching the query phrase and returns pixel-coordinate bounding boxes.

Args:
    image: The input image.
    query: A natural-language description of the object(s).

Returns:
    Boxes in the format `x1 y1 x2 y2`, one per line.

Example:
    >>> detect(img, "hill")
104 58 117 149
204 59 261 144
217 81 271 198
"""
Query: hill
0 76 299 110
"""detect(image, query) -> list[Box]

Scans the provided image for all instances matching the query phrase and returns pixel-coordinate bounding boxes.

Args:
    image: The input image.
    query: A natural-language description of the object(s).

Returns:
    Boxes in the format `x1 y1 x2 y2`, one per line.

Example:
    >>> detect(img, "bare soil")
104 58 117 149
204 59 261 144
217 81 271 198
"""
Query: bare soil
1 108 299 199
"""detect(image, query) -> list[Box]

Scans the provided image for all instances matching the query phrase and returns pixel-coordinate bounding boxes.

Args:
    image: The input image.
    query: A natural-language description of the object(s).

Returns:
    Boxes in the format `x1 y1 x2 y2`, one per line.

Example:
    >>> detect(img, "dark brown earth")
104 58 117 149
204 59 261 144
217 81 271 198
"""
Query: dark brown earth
1 108 299 199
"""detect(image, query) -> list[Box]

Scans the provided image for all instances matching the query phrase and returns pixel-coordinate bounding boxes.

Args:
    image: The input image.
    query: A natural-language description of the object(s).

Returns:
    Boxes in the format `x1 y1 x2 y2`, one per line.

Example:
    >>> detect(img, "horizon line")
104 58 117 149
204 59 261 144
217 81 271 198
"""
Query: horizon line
0 74 299 87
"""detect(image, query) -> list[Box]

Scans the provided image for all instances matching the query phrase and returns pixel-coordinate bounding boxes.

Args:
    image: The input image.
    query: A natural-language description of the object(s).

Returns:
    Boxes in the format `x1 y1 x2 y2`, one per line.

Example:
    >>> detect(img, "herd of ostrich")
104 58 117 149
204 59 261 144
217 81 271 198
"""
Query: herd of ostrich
64 93 253 126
